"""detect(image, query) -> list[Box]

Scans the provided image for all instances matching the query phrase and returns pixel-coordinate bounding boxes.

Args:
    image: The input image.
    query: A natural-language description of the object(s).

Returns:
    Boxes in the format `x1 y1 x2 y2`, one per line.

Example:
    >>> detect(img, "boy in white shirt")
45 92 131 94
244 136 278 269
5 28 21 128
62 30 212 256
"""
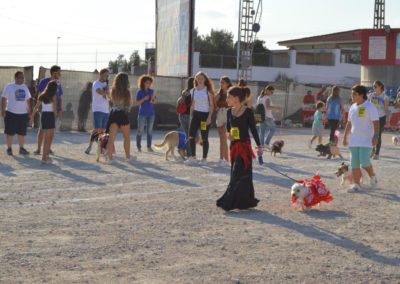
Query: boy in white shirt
1 71 32 156
343 85 379 192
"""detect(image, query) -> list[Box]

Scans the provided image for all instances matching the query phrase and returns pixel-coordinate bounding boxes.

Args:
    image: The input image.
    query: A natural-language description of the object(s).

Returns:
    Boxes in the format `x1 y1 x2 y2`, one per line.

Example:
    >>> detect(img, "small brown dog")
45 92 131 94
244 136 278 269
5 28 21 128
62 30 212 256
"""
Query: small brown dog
271 140 284 157
154 131 201 161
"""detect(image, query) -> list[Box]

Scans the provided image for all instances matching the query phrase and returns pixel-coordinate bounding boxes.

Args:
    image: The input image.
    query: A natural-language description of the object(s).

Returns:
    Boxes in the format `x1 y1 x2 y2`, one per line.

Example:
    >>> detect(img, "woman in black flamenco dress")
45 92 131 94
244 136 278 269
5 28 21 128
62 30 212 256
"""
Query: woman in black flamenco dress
216 86 263 211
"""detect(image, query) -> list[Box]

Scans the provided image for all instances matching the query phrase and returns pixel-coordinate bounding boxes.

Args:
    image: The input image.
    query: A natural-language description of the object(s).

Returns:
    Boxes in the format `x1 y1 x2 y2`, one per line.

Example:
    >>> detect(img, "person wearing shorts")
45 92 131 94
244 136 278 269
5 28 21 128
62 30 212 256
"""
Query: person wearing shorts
31 80 58 165
343 85 379 193
34 65 63 155
1 71 32 156
105 72 135 163
309 101 325 148
85 68 110 154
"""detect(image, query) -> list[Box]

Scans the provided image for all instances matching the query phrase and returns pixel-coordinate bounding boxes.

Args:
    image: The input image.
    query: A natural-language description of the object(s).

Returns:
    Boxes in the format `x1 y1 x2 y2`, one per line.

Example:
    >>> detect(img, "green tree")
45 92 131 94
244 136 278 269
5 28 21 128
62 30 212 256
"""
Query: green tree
194 28 235 55
129 50 141 67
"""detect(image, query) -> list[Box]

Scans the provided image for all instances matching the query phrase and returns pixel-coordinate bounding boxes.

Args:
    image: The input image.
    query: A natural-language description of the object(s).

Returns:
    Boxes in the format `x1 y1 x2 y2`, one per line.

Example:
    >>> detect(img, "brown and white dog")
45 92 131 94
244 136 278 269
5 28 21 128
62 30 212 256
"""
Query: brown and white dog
154 131 201 161
89 131 109 162
335 162 353 186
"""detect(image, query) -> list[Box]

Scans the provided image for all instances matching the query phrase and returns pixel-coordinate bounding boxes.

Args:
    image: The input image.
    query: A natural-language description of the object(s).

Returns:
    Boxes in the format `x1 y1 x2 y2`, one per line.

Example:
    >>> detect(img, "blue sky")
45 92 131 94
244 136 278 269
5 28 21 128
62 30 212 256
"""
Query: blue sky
0 0 399 73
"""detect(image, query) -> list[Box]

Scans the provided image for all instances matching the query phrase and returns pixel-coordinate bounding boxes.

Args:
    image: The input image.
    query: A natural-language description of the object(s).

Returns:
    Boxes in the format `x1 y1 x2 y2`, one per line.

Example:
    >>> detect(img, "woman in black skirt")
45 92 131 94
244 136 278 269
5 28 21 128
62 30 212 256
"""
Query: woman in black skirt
216 86 263 211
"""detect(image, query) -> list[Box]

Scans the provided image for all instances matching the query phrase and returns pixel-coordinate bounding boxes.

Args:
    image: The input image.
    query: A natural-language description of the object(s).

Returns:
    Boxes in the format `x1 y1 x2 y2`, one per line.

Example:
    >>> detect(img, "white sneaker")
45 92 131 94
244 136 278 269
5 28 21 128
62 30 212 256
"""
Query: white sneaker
106 159 116 165
347 184 361 193
41 158 53 165
370 175 378 188
198 158 208 166
184 158 198 166
125 156 137 164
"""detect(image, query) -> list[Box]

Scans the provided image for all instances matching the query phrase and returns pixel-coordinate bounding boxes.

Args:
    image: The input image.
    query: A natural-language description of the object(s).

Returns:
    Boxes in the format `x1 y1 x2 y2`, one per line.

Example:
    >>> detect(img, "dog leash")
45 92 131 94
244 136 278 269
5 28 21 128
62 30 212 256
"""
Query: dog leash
264 163 299 183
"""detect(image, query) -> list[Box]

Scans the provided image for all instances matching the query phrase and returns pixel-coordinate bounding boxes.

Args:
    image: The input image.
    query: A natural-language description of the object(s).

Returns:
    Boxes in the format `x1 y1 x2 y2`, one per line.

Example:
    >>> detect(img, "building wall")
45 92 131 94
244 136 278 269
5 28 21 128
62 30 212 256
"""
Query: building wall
192 50 361 86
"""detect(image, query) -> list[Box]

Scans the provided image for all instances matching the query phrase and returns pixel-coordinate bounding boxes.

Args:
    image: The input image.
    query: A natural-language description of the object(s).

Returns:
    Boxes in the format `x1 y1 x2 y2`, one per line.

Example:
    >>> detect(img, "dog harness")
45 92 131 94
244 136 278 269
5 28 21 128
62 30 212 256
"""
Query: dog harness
291 176 333 207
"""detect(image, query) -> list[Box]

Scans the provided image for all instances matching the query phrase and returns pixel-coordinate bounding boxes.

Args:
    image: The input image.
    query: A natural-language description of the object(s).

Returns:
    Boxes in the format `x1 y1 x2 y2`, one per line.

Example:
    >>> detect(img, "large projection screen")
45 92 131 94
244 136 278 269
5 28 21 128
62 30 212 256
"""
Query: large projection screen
156 0 193 77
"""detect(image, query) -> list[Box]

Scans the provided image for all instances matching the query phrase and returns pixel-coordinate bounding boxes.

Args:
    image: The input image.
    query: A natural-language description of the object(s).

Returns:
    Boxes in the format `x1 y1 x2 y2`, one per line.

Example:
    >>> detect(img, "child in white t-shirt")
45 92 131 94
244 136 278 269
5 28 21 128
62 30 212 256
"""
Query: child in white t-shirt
343 85 379 193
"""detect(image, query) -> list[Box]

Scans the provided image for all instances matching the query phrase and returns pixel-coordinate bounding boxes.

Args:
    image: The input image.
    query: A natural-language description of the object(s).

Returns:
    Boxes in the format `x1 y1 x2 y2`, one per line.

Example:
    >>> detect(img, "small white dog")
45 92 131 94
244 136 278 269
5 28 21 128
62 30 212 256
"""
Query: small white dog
88 131 109 162
291 178 333 210
392 135 400 146
291 182 310 210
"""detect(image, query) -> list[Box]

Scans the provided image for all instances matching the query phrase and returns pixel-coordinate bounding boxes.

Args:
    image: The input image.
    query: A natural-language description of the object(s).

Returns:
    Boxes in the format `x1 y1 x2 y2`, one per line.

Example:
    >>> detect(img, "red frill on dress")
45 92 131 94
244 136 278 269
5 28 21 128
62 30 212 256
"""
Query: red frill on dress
230 141 256 169
292 176 333 207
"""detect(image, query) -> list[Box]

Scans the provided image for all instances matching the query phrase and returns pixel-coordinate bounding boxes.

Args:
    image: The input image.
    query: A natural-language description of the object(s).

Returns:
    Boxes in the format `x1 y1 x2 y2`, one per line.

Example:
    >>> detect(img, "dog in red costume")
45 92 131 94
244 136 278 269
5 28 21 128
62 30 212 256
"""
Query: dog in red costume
291 176 333 210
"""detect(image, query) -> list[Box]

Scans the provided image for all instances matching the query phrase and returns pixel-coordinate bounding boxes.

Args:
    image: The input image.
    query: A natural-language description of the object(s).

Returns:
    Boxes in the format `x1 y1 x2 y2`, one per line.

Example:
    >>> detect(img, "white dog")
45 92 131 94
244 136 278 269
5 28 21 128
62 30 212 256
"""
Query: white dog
291 178 333 210
392 135 400 146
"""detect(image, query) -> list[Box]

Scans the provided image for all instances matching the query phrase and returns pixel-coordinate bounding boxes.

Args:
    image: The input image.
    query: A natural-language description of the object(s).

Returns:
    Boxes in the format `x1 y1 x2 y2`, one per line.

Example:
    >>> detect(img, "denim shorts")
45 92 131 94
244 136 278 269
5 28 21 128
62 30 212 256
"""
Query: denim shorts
93 112 109 129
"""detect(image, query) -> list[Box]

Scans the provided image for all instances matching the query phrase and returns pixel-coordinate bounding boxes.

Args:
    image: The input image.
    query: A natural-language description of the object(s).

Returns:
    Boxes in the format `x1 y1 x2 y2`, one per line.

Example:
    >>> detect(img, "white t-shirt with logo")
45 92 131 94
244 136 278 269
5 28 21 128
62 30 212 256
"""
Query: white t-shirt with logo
92 80 109 113
1 83 31 114
257 95 274 119
348 100 379 147
368 93 387 117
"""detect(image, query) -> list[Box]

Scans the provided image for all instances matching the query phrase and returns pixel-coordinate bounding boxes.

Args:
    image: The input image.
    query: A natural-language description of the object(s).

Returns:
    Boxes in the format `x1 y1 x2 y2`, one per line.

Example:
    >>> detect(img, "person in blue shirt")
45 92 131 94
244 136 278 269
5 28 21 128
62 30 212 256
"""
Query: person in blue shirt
326 86 344 143
34 65 63 155
135 75 156 152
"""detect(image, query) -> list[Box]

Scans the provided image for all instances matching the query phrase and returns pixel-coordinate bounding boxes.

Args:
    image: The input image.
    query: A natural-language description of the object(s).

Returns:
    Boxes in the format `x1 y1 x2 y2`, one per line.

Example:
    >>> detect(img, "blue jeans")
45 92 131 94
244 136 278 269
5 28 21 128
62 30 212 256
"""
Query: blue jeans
93 112 109 129
259 118 276 146
179 114 191 156
136 115 155 149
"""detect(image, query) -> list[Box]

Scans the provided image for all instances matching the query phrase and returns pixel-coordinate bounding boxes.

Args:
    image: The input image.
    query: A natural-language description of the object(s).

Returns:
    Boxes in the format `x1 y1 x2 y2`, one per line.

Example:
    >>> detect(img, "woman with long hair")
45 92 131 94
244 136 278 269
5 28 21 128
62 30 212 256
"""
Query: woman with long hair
257 85 280 148
326 86 344 143
106 72 135 163
215 76 232 166
216 86 263 211
184 71 215 166
178 77 194 156
31 81 58 164
368 80 389 160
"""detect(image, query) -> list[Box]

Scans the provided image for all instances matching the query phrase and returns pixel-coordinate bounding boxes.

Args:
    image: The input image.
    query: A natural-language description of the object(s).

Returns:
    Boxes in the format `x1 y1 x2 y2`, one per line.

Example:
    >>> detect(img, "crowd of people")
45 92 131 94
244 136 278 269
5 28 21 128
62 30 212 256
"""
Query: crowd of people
0 66 394 209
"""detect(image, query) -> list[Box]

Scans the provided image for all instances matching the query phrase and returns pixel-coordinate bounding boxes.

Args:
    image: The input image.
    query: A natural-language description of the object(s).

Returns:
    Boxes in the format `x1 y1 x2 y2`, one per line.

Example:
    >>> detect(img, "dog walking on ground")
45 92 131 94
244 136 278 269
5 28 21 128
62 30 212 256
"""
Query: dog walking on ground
271 140 284 157
88 131 110 162
315 143 343 159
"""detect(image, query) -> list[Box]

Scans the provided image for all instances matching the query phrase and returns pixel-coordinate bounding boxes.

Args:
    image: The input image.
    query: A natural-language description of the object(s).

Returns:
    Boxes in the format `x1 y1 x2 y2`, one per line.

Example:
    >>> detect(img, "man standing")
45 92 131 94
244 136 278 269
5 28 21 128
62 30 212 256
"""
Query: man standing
85 68 110 154
1 71 32 155
34 65 63 155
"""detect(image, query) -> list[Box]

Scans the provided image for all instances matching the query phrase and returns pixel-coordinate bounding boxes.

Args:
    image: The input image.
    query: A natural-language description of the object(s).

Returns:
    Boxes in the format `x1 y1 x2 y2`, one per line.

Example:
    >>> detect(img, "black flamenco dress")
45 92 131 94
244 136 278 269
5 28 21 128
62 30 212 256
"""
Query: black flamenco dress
216 107 261 211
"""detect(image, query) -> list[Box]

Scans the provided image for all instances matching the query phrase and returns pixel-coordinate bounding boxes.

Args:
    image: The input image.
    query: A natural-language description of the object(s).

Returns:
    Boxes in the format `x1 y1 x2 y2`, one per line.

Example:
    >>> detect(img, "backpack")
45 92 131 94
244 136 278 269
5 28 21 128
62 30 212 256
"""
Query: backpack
254 103 266 123
176 95 187 114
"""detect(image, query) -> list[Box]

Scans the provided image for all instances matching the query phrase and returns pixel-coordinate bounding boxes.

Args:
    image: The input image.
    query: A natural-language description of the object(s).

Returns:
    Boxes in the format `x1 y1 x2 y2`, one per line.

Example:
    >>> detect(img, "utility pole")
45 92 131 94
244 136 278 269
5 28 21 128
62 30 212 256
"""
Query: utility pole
56 36 61 64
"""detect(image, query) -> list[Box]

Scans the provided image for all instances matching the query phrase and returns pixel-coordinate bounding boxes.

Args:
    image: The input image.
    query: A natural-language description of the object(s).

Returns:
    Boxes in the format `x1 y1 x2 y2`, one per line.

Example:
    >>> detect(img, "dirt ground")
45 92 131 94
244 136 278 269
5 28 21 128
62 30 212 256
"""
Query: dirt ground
0 128 399 284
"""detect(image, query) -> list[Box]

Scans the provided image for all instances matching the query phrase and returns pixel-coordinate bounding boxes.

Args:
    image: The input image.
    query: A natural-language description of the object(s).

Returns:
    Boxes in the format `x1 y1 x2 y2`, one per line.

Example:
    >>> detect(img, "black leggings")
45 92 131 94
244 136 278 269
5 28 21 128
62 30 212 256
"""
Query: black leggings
373 116 386 155
328 119 340 143
189 111 210 159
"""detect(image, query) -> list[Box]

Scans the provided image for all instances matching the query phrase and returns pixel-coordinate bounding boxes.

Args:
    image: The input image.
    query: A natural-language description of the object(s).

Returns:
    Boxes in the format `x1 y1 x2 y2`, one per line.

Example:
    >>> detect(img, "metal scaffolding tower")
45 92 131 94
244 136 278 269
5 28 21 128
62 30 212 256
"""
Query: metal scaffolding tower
236 0 262 81
373 0 385 29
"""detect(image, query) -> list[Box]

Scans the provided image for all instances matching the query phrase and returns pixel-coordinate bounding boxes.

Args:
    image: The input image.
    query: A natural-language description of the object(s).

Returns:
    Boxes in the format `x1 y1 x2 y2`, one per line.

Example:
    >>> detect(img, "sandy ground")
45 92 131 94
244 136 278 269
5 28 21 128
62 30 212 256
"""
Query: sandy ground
0 127 399 284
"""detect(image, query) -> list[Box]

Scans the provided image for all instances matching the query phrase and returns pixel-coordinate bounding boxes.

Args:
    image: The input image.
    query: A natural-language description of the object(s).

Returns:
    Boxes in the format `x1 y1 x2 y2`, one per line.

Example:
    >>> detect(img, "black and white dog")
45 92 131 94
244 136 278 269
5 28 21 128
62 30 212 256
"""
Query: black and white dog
89 131 110 162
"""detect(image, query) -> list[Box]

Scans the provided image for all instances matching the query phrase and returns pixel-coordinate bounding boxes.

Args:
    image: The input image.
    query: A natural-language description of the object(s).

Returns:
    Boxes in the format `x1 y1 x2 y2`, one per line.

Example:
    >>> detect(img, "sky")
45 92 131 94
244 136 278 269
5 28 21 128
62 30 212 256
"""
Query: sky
0 0 400 74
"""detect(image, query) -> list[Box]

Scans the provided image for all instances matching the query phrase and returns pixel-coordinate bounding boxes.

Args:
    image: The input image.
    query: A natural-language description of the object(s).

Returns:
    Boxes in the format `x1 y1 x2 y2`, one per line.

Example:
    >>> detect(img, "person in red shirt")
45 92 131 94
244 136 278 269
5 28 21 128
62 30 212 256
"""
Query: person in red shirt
303 90 316 104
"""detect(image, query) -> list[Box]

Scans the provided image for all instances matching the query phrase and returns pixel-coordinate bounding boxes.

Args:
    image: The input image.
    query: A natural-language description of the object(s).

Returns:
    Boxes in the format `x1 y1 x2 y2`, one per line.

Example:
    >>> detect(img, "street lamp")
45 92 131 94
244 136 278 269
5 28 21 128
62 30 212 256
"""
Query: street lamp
56 36 61 64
